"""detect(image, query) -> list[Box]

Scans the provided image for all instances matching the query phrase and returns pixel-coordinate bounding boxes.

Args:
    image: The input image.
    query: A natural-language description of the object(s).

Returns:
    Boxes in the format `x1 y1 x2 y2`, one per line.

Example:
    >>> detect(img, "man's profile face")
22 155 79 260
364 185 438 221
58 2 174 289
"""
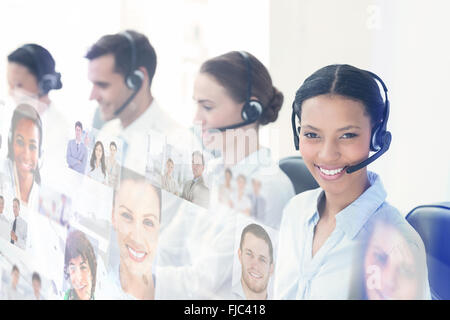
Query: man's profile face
238 232 273 297
252 180 261 195
0 198 4 213
88 54 133 122
12 270 19 287
166 161 174 176
191 154 204 179
32 279 41 295
13 200 19 217
75 126 82 141
110 145 117 158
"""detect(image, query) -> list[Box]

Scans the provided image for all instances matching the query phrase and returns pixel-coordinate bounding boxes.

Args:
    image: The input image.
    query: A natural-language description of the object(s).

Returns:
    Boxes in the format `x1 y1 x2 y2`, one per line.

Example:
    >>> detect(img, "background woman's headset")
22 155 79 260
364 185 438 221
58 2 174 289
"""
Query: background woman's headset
291 69 392 174
20 44 61 97
214 51 263 131
113 31 145 116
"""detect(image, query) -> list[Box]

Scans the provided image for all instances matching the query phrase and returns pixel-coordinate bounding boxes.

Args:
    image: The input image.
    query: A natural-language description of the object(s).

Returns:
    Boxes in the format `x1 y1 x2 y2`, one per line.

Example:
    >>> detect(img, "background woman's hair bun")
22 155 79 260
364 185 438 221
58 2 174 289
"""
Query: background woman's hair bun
260 86 284 125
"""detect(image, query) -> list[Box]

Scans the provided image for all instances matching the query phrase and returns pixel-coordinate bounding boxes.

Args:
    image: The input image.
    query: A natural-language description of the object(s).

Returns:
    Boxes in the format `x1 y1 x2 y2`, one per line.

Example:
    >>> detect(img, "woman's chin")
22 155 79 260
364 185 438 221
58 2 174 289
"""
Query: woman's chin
17 166 36 179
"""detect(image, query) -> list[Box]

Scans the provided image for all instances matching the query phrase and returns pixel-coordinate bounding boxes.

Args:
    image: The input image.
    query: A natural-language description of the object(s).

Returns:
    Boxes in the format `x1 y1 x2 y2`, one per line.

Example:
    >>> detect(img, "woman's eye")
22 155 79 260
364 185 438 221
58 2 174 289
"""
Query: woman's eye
341 133 358 139
29 144 37 152
374 252 388 266
304 132 319 139
143 219 154 227
202 105 213 111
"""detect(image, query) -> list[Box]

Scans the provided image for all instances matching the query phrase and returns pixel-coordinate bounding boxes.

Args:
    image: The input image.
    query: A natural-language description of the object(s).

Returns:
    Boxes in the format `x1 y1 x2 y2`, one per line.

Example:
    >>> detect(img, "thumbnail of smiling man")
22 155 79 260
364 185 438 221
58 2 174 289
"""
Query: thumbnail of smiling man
234 223 274 300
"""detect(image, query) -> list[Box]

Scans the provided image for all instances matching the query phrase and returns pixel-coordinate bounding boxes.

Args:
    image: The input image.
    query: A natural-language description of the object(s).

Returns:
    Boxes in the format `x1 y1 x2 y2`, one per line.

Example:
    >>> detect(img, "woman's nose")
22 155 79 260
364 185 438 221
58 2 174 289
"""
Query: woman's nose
318 139 340 162
193 107 206 126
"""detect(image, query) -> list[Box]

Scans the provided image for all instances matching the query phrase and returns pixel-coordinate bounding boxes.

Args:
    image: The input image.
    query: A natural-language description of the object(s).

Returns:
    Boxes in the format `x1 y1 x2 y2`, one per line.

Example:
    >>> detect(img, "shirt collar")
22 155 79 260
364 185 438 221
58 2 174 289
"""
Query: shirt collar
306 171 386 239
335 171 387 239
194 176 204 184
121 99 159 134
306 189 325 225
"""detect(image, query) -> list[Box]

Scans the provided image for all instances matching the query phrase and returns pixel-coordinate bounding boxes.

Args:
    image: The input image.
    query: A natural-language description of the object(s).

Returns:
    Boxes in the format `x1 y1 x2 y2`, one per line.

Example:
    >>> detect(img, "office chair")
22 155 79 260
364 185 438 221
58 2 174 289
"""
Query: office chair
406 202 450 300
278 156 319 195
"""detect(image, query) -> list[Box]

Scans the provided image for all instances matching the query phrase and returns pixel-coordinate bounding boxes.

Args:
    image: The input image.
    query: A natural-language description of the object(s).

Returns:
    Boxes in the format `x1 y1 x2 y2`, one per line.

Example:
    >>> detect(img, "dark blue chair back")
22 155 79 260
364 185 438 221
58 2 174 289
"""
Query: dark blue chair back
279 156 319 195
406 202 450 300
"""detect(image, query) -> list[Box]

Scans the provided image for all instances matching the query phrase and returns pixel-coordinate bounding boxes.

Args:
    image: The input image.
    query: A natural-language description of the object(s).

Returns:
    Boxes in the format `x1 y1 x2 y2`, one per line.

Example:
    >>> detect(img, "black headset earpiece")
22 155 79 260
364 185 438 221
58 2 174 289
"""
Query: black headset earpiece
39 74 59 96
120 31 144 91
242 100 263 122
239 51 263 123
291 101 300 150
20 44 59 97
366 71 390 152
113 31 145 117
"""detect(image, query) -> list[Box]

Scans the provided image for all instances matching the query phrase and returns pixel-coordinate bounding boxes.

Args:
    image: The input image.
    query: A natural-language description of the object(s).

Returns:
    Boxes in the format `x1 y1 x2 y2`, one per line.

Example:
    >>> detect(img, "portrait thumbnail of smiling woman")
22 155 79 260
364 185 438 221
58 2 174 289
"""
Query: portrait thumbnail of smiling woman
99 167 162 300
2 103 42 207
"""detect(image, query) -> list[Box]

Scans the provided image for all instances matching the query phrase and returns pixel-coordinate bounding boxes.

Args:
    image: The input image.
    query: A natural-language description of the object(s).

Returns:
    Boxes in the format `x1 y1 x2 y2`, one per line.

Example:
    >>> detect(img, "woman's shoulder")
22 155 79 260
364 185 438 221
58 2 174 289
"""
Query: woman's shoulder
372 201 426 249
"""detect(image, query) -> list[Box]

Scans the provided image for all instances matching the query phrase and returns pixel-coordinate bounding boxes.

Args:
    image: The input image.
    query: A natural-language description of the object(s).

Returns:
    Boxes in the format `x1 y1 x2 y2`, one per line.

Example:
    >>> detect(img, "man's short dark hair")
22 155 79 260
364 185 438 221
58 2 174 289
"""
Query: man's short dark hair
32 272 41 284
12 265 19 273
239 223 274 263
85 30 157 87
0 195 3 201
75 121 83 130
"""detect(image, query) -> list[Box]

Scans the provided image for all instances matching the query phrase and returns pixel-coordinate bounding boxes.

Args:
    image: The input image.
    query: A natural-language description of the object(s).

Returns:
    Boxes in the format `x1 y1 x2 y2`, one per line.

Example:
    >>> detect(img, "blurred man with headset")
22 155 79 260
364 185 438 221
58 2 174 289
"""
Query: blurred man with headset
86 30 184 175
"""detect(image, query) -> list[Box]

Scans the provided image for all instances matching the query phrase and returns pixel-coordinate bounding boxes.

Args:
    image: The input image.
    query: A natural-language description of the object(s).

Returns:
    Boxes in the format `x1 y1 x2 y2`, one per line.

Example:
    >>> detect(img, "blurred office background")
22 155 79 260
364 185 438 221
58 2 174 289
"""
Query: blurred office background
0 0 448 214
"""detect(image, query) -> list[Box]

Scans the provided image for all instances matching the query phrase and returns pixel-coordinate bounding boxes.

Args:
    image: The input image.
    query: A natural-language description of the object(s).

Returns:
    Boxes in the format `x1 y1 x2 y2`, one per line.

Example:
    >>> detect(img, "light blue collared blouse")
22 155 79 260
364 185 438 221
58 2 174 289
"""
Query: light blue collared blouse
274 171 430 300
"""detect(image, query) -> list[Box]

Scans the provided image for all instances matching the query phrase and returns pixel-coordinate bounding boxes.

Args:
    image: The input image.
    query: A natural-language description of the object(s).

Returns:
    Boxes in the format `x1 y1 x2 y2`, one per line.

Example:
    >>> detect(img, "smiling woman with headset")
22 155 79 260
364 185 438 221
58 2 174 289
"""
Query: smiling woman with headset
193 51 295 229
3 104 42 206
274 64 430 299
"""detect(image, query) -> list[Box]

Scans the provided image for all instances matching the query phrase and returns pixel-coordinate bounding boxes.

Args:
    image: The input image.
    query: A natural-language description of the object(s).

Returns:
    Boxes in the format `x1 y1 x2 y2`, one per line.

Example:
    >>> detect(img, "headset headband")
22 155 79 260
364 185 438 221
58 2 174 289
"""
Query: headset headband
239 51 252 105
120 31 137 76
365 70 390 134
